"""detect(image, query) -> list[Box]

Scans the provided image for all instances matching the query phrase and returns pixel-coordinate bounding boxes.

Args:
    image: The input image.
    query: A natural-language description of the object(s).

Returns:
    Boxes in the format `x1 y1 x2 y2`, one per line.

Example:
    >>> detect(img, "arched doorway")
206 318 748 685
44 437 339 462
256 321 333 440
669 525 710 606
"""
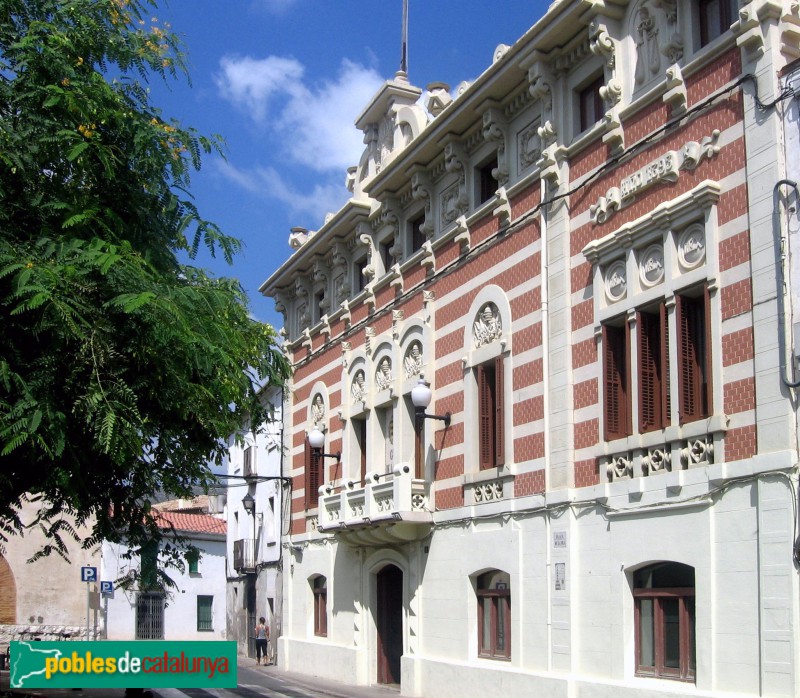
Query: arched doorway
376 564 403 685
0 554 16 623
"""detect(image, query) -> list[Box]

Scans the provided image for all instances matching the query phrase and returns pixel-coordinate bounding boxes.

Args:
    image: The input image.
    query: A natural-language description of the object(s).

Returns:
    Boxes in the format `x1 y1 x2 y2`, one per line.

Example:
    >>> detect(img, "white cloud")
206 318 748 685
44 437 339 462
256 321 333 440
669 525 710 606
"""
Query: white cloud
213 160 349 223
215 55 383 173
215 55 305 122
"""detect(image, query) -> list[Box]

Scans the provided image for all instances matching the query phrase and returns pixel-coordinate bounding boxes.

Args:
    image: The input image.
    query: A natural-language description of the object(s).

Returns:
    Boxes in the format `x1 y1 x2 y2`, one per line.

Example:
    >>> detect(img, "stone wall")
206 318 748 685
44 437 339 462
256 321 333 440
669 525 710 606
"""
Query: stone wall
0 624 99 649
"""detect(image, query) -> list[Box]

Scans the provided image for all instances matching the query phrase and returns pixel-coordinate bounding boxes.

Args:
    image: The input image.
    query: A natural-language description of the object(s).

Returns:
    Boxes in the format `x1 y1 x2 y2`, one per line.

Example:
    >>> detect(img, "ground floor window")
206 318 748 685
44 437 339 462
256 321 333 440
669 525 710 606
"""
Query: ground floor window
197 595 213 632
634 562 695 681
477 569 510 660
312 575 327 637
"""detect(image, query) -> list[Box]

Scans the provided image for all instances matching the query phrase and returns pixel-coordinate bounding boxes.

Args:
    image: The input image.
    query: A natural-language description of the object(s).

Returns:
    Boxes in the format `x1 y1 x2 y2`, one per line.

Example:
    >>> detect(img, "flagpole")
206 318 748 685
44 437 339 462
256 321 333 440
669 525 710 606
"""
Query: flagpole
400 0 408 76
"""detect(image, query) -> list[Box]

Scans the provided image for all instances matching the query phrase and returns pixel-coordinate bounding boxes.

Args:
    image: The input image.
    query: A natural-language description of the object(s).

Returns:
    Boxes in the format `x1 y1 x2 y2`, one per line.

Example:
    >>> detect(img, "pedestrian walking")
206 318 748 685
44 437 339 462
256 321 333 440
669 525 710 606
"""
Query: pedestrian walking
255 616 269 666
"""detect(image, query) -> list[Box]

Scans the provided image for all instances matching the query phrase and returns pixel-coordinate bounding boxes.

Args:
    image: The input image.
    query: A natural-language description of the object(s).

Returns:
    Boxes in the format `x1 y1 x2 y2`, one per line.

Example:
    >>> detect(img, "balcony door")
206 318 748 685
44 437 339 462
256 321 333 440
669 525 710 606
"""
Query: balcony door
376 564 403 685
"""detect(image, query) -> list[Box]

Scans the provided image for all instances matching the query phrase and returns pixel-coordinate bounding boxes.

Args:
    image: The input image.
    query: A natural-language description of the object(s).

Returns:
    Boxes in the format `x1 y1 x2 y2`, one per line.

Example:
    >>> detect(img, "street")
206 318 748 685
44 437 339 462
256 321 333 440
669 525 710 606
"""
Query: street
0 658 399 698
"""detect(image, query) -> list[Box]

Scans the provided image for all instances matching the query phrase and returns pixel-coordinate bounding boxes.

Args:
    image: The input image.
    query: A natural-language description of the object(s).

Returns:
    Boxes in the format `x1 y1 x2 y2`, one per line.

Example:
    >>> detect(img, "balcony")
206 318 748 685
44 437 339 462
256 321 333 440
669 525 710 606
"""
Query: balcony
233 538 257 573
317 464 433 546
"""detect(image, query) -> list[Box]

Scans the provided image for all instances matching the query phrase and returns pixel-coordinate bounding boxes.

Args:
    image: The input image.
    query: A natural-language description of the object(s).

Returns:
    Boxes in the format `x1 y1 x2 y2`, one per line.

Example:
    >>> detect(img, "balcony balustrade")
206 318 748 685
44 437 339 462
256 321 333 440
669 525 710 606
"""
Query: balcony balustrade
317 464 432 546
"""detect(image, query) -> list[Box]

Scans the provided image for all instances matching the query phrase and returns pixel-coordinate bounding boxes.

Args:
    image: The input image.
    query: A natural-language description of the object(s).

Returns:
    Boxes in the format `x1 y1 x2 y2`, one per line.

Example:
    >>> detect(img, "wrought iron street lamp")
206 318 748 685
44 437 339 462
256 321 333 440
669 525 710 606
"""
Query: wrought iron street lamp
308 426 341 462
411 378 451 433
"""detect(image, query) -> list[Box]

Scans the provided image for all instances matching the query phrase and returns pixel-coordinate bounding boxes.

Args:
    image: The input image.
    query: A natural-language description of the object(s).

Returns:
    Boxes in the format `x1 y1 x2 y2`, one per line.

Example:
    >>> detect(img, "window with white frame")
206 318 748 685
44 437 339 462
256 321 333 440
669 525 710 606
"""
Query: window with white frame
603 284 712 438
583 184 721 460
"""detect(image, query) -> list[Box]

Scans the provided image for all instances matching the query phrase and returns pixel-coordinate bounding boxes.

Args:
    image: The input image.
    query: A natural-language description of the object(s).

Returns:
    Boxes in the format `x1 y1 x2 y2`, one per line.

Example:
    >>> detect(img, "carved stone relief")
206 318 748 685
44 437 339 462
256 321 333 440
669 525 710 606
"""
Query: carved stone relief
375 357 393 391
310 394 325 424
677 223 706 270
639 244 665 288
604 260 628 303
473 303 503 348
518 119 542 172
404 341 423 378
351 370 366 402
633 0 682 89
590 131 720 225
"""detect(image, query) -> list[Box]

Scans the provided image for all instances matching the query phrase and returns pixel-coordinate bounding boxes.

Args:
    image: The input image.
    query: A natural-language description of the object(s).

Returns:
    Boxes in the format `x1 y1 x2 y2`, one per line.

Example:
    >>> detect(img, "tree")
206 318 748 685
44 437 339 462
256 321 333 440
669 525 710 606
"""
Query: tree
0 0 290 566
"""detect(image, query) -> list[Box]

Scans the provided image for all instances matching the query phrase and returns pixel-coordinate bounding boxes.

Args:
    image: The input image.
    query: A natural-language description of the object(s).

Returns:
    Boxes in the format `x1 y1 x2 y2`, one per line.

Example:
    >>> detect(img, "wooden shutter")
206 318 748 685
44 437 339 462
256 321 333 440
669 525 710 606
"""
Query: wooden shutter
638 309 668 432
304 436 320 509
478 364 495 469
638 311 658 432
703 285 713 417
677 293 710 424
359 419 368 484
603 323 631 440
494 356 505 467
661 302 671 427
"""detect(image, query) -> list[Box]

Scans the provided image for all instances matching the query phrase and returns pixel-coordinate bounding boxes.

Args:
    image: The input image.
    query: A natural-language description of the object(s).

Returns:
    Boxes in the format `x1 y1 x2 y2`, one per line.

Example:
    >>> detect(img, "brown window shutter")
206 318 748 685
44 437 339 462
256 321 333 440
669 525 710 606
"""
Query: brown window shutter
494 355 505 467
677 294 694 423
661 302 670 427
603 323 630 440
638 309 668 432
478 364 494 469
703 285 713 417
304 436 319 509
638 311 657 432
359 419 367 484
677 293 710 424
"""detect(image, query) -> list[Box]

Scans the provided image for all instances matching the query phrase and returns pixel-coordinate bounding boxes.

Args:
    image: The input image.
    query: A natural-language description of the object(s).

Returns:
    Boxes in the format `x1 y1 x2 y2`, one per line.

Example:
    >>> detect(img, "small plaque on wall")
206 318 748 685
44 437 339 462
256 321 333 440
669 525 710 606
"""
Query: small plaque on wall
555 562 566 591
553 530 567 549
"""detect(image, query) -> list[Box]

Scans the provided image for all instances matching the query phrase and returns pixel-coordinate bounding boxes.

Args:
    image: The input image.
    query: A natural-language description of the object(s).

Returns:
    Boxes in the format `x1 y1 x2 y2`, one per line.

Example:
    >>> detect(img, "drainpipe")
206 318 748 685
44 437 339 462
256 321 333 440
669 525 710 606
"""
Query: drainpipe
540 176 553 672
772 179 800 388
773 179 800 566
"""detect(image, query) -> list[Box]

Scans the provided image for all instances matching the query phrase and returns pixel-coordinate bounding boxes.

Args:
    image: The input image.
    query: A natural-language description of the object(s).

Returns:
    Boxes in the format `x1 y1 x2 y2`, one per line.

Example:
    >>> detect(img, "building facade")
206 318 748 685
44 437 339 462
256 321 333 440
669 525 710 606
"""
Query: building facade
101 509 227 641
225 385 285 659
0 501 101 648
262 2 800 697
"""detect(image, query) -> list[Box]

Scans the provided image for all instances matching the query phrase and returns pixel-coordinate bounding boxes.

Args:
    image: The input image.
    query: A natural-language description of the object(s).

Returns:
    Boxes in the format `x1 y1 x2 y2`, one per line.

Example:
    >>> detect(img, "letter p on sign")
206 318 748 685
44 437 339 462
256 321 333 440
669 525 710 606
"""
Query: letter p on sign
81 566 97 582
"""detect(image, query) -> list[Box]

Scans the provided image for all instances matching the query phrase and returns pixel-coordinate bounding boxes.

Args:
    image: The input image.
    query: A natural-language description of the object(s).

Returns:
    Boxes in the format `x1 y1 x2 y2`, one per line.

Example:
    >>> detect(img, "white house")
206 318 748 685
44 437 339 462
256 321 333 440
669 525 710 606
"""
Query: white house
101 509 226 641
225 385 285 658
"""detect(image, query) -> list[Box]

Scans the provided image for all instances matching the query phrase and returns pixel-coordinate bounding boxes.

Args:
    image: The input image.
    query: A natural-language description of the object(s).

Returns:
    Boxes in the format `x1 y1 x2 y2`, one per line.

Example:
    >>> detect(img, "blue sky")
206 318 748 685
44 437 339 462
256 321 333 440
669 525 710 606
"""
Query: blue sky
151 1 551 328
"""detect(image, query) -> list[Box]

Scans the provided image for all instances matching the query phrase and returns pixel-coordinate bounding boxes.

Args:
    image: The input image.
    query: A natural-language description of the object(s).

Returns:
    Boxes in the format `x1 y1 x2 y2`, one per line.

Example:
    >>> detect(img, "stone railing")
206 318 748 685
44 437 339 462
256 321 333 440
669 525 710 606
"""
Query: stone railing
318 464 432 546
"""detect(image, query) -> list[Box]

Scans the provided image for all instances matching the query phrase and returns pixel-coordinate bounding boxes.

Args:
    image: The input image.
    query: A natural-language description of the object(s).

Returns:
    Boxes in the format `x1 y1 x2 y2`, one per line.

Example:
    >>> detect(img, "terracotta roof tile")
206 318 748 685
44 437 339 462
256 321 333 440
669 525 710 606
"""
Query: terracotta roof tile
155 510 226 535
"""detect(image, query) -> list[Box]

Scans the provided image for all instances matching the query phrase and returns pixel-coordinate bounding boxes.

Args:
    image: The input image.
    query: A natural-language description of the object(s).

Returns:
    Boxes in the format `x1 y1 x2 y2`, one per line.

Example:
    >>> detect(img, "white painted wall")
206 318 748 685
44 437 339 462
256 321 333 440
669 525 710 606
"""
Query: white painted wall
101 532 226 641
281 453 798 697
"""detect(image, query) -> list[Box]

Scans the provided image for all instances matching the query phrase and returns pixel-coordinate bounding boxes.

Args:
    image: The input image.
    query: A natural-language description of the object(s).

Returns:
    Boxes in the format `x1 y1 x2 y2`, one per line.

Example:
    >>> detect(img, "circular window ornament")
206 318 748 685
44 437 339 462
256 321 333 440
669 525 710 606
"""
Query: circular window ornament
604 260 627 303
678 224 706 270
639 244 665 288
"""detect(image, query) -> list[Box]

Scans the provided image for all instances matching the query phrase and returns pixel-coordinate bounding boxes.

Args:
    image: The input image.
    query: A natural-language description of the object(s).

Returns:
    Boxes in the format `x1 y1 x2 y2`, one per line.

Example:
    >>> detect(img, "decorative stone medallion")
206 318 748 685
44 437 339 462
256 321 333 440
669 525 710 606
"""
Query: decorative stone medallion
678 223 705 270
639 244 665 287
604 260 627 303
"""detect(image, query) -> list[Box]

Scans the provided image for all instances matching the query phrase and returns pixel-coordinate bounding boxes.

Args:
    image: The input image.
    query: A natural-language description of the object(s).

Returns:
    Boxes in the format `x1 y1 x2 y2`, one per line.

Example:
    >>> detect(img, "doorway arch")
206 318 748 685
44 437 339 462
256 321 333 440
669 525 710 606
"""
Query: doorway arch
0 555 16 623
375 564 403 685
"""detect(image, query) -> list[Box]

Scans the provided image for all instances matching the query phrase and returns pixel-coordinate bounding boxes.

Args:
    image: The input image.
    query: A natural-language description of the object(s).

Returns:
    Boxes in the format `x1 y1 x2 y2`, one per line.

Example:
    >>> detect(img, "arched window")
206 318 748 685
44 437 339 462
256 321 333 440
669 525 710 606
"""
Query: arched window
476 570 510 660
633 562 695 681
312 576 327 637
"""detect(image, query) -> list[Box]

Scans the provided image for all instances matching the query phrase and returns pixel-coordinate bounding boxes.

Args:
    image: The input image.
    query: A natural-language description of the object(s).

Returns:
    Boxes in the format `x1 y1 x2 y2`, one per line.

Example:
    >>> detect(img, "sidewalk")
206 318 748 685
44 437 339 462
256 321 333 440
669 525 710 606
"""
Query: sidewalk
238 655 401 698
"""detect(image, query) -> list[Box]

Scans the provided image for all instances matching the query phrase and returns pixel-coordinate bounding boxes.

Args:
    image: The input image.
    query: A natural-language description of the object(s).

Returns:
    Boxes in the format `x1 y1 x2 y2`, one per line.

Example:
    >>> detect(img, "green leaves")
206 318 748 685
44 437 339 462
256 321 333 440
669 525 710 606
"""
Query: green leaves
0 0 290 565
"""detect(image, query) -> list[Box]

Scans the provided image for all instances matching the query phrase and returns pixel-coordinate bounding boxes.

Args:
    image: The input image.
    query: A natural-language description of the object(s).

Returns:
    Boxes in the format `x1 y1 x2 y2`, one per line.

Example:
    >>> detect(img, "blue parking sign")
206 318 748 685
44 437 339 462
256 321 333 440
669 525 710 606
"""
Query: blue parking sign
80 566 97 582
100 580 113 594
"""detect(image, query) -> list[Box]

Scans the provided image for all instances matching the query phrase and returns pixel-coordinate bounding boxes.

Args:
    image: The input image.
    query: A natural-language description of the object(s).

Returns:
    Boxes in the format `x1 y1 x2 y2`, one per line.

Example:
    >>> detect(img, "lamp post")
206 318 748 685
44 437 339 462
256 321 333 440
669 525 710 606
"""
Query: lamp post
308 426 341 462
242 492 256 567
411 378 451 432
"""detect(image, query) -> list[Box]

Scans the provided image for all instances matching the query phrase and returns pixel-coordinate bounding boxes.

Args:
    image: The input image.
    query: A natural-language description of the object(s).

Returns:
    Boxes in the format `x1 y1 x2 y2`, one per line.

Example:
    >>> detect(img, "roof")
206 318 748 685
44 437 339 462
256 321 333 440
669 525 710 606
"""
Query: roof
155 510 227 536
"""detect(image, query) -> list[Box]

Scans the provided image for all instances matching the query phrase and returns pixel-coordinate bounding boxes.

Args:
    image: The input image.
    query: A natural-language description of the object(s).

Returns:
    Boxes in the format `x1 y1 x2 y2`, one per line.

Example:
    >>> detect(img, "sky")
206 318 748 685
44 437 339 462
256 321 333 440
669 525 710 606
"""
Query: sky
150 0 553 329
